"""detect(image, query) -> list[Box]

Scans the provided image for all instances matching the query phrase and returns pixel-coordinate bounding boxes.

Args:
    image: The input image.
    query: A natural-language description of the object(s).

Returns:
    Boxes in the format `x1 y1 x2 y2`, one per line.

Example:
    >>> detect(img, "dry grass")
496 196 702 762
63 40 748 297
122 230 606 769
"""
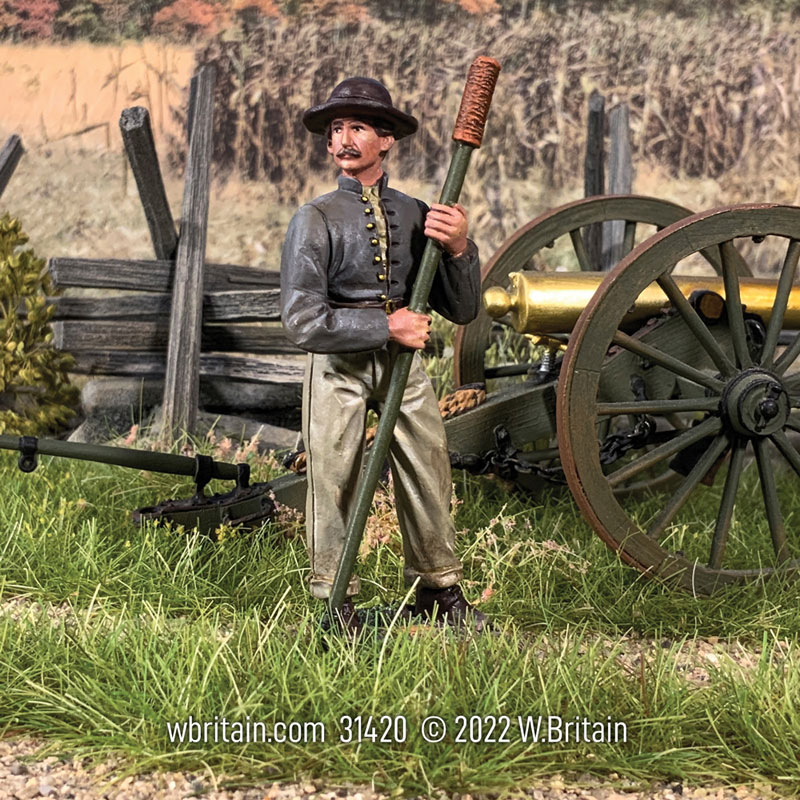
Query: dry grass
0 141 786 281
0 142 293 269
0 41 194 150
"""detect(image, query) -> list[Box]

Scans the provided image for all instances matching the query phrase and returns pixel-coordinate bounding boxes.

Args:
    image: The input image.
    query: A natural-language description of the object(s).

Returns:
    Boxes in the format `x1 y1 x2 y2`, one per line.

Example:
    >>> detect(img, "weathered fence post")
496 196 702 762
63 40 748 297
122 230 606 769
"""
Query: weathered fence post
583 90 605 268
161 65 216 442
120 107 178 260
602 103 633 269
0 135 24 200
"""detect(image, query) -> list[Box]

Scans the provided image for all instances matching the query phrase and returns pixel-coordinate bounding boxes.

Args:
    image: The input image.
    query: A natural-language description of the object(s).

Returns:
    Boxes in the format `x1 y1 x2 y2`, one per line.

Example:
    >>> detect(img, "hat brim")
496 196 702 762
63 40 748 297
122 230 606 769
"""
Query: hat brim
303 99 418 139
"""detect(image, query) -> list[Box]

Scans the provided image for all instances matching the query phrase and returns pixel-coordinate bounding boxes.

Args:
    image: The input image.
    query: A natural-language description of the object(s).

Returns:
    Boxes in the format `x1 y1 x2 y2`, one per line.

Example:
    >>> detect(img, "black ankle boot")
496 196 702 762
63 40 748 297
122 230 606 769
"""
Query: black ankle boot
414 584 488 632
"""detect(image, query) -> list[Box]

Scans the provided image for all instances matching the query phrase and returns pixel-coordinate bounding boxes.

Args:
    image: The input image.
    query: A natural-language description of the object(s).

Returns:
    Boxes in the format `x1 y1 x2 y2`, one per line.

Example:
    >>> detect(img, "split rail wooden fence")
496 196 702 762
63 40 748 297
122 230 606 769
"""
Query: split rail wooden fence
43 66 305 441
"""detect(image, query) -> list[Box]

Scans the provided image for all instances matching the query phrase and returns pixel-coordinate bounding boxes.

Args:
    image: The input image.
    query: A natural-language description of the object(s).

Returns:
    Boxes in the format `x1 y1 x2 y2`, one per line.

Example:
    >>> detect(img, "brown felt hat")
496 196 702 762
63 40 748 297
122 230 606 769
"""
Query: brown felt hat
302 77 418 139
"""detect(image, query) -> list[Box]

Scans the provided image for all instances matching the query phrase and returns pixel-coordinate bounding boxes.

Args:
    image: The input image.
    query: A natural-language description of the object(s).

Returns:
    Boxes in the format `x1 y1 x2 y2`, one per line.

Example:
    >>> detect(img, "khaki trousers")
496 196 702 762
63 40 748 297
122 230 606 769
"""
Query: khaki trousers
302 348 463 599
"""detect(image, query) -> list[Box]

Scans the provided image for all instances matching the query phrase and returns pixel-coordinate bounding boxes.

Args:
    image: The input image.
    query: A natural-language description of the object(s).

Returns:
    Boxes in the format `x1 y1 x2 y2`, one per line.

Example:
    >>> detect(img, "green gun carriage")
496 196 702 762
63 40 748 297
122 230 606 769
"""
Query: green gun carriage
445 195 800 596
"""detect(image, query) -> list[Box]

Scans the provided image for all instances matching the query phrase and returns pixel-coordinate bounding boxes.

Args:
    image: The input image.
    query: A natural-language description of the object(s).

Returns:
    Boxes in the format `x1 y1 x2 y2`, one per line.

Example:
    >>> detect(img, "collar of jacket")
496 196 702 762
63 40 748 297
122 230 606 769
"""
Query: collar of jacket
337 171 390 195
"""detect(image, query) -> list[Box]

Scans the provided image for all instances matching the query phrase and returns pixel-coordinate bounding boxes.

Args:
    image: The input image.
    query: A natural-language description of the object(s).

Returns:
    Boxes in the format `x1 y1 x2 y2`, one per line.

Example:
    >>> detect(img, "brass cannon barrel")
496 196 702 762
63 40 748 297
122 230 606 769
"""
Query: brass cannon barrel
483 271 800 334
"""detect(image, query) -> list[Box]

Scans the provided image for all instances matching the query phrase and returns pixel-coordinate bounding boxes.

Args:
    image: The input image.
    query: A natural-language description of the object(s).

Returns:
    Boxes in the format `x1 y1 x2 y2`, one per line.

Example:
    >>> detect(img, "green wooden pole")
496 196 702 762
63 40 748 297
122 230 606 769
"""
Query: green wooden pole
329 58 500 617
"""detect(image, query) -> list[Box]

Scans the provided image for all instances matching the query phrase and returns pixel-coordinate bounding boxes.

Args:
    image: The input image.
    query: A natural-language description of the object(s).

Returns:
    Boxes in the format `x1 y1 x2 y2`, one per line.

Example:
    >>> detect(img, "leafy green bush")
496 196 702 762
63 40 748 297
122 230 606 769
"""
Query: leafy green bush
0 214 78 434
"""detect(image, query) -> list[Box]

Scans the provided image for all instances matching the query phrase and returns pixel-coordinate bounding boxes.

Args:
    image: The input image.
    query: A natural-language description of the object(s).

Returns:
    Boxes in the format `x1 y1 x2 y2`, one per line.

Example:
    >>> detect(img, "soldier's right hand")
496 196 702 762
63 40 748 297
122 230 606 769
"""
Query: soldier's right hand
387 307 431 349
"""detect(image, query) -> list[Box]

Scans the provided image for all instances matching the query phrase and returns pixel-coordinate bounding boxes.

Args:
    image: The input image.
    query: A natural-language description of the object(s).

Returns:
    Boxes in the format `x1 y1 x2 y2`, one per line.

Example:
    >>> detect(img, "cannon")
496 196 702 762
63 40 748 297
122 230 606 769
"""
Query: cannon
444 198 800 595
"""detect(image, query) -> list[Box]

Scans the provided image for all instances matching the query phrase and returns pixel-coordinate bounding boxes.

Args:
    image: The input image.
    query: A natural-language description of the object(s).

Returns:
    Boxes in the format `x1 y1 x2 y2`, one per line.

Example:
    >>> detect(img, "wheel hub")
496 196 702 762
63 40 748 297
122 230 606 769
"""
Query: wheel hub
722 368 790 436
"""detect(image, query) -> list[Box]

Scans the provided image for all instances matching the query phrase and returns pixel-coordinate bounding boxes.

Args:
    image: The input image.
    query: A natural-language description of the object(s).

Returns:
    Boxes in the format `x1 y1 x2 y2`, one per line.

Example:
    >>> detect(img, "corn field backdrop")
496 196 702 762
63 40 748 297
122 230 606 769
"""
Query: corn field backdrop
166 7 800 250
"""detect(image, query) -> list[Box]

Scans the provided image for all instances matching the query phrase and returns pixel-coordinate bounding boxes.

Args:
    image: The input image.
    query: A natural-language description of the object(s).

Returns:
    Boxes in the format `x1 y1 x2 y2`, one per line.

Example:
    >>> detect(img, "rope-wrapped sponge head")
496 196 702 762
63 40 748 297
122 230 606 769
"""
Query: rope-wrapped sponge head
452 56 501 148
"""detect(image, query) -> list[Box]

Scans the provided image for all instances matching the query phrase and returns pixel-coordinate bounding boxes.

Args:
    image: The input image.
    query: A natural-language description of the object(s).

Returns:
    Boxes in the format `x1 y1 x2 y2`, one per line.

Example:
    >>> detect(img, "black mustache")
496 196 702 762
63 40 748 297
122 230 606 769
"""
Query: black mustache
336 148 361 158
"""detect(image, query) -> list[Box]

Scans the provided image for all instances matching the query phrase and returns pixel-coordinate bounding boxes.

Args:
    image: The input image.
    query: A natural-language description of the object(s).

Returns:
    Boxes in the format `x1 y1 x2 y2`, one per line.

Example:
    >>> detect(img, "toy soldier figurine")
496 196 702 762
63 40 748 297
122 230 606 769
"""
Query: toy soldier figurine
280 76 486 633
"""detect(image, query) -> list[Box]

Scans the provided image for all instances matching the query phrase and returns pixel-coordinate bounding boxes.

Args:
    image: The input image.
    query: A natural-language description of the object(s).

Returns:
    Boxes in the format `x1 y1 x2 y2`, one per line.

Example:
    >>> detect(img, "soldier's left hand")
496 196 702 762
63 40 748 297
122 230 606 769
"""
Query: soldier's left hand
425 203 469 257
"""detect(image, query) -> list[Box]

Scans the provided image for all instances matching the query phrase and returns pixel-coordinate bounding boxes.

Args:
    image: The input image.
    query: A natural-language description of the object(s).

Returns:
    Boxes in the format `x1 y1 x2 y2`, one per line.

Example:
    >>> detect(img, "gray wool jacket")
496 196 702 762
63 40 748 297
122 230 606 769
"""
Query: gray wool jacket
280 173 481 354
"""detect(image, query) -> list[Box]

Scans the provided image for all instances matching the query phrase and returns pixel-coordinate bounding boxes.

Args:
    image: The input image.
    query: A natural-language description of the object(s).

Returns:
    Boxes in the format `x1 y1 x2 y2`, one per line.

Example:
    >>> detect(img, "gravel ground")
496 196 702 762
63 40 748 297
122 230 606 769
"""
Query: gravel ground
0 599 788 800
0 738 781 800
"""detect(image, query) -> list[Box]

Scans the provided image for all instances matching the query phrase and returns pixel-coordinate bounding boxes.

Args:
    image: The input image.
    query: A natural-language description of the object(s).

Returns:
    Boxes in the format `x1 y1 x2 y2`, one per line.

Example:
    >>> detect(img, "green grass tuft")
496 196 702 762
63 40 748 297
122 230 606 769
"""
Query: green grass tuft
1 448 800 793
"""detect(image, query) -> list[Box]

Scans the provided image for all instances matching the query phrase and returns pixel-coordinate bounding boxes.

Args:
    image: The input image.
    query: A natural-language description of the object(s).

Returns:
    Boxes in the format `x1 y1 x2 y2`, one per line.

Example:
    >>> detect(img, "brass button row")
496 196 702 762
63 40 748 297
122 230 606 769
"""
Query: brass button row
360 199 385 285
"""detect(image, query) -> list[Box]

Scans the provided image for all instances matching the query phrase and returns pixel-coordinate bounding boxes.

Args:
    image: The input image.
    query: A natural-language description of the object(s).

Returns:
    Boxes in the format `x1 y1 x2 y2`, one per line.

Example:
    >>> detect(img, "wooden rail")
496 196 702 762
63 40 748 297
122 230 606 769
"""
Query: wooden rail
48 254 300 388
120 107 178 260
48 289 281 322
49 257 280 292
66 352 303 384
582 93 634 270
582 90 605 267
0 135 24 200
602 103 633 268
162 65 216 438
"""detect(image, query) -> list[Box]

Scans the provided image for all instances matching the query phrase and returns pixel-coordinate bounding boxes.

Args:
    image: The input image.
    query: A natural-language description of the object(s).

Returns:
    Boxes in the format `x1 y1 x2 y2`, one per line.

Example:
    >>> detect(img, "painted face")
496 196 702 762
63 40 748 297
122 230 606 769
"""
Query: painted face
326 117 395 179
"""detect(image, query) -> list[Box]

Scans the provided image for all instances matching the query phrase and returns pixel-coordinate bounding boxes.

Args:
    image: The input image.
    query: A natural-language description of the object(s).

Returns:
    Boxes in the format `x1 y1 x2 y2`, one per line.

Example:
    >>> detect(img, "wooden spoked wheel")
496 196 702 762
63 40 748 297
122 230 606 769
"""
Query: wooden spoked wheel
453 195 712 388
558 204 800 594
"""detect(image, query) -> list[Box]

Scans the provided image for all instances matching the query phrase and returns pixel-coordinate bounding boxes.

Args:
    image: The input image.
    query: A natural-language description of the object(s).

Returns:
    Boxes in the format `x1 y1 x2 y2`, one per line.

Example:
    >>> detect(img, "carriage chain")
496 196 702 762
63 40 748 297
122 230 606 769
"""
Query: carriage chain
598 416 661 465
450 425 567 485
450 373 686 485
451 420 679 485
